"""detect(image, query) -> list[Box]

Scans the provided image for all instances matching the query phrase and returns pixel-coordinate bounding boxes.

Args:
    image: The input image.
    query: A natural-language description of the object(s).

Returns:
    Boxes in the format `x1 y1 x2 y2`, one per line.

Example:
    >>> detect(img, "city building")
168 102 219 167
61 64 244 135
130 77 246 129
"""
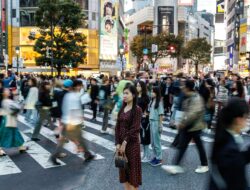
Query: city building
225 0 244 72
0 0 125 76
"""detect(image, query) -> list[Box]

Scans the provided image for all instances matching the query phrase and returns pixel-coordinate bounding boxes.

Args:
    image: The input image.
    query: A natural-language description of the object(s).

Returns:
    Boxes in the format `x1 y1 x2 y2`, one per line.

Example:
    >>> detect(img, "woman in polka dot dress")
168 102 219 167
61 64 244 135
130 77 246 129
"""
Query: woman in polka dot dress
115 83 142 190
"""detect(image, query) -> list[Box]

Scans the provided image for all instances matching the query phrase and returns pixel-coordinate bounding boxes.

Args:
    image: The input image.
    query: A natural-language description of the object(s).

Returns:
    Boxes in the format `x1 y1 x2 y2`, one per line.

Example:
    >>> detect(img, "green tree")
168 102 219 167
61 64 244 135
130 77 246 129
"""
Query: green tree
33 0 87 76
130 33 184 72
182 38 212 76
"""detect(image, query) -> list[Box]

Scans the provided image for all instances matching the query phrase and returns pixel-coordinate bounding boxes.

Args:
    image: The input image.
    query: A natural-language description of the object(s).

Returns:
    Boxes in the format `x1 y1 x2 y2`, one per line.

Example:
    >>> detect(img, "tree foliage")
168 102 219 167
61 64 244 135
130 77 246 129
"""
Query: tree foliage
182 38 212 76
33 0 87 75
130 33 184 71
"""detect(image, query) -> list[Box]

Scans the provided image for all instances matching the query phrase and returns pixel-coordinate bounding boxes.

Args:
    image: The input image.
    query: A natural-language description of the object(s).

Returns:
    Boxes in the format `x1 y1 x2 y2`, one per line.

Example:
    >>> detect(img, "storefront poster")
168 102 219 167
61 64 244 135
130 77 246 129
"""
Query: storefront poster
157 6 174 34
100 0 118 61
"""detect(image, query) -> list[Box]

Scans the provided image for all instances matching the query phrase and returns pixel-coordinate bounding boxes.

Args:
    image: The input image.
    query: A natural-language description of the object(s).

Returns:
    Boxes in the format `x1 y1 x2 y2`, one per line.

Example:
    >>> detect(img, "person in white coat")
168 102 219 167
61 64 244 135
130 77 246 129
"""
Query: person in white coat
24 78 38 123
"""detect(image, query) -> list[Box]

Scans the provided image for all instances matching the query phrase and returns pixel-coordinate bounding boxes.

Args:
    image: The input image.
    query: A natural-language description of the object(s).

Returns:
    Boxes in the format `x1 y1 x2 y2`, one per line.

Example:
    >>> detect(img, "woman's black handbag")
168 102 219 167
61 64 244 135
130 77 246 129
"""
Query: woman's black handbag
115 152 128 170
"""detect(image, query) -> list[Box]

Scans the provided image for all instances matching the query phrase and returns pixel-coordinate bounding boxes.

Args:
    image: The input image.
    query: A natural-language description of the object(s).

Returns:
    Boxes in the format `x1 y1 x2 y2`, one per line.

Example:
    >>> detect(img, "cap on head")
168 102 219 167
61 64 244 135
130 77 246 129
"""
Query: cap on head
63 79 73 88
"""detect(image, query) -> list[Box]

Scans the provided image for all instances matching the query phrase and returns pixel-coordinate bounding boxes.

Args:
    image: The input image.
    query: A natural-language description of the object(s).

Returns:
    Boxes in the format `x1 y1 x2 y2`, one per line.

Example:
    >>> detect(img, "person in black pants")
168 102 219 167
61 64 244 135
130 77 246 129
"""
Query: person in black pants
90 78 99 121
162 80 209 174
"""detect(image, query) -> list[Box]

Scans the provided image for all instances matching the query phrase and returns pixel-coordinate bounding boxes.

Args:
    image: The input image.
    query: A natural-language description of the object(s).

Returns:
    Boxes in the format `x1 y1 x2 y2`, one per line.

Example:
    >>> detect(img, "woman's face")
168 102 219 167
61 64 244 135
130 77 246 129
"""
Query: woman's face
105 6 112 16
123 89 133 103
136 83 142 93
28 79 32 86
233 116 248 134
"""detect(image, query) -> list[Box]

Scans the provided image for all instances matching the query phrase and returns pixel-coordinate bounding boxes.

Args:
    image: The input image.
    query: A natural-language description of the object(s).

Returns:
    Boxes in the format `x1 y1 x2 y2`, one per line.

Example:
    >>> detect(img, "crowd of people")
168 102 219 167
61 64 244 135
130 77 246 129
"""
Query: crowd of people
0 70 250 190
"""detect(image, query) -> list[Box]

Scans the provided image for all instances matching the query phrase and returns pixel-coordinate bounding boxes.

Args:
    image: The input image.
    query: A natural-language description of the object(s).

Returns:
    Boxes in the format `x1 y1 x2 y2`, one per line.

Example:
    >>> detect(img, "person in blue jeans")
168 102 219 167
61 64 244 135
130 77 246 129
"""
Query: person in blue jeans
149 86 164 167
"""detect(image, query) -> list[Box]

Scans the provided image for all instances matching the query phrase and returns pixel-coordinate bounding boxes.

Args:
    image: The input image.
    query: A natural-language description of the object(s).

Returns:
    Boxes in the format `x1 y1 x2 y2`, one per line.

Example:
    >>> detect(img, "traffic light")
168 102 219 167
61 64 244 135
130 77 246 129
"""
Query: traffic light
167 45 176 53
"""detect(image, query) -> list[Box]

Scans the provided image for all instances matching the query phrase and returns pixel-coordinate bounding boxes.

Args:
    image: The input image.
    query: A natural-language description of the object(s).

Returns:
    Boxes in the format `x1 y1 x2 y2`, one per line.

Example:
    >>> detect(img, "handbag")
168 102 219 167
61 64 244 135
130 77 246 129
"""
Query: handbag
115 151 128 170
81 93 92 105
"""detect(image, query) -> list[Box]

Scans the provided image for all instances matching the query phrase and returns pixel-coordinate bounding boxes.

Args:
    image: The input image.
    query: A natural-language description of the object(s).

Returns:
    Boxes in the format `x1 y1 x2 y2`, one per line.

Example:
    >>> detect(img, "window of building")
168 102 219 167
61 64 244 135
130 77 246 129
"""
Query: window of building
92 12 96 21
12 9 16 18
20 0 39 7
20 10 36 26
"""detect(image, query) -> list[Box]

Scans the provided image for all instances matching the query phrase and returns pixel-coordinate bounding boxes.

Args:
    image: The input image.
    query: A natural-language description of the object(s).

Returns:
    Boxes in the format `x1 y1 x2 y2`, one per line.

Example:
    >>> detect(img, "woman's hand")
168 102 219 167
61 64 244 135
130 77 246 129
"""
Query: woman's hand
119 141 127 154
116 144 121 152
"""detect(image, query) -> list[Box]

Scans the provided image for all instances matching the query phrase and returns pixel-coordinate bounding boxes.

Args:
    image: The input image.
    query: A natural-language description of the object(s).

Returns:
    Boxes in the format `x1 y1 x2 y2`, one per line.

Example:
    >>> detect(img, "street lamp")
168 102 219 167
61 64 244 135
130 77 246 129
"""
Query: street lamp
119 45 124 77
15 47 20 75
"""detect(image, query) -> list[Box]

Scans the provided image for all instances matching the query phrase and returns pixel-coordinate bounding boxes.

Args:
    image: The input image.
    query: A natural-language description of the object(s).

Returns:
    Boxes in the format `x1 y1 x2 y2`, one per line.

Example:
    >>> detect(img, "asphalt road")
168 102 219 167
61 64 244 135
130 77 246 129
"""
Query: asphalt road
0 110 250 190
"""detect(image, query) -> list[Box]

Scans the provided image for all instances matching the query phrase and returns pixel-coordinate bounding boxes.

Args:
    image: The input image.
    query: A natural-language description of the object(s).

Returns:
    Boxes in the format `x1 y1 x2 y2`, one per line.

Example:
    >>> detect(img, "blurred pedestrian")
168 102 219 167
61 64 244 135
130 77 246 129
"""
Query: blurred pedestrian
50 80 95 165
90 78 99 121
209 98 250 190
162 80 208 174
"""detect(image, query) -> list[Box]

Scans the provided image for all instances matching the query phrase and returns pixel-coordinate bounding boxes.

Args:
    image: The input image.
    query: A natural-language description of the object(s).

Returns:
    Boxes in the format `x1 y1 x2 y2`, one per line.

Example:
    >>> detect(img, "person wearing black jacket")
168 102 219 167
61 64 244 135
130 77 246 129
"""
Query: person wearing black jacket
161 77 173 115
209 98 250 190
31 81 52 141
90 78 99 121
100 77 111 133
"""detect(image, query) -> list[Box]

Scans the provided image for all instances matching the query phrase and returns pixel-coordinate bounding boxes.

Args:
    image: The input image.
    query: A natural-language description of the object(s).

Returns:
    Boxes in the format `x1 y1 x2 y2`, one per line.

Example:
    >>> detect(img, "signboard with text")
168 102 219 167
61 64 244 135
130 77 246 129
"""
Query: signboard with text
100 0 118 61
157 6 174 34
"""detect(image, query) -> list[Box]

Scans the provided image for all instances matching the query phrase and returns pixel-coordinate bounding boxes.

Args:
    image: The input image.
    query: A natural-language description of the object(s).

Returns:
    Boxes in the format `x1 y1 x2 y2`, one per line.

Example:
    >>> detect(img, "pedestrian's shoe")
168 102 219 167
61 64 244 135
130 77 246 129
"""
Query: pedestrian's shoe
31 137 41 142
149 157 156 165
100 129 109 134
161 165 185 174
19 146 29 154
84 153 95 162
49 156 61 166
195 166 209 173
0 149 6 156
58 153 67 158
150 158 162 167
91 118 97 122
141 157 151 163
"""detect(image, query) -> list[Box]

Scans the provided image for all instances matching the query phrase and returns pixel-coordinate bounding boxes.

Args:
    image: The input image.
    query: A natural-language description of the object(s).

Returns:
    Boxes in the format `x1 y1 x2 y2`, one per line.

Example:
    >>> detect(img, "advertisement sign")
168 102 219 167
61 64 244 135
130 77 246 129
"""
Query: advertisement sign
216 0 225 13
100 0 118 61
20 46 40 65
157 6 174 34
20 27 41 46
239 19 247 53
178 0 194 6
1 0 6 33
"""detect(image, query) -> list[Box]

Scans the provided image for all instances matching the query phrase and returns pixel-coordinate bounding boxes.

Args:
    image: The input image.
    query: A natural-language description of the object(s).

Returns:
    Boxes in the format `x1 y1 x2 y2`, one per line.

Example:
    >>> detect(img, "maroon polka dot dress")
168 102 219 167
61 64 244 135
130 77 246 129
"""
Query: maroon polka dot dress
115 106 142 188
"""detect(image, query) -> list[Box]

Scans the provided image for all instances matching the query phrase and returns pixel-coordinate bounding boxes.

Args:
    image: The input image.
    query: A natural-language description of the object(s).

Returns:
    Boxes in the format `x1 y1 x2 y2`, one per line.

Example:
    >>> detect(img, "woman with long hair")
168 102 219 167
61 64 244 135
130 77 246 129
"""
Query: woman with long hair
231 80 245 99
210 98 250 190
115 83 142 190
0 88 28 155
148 86 164 166
136 81 150 163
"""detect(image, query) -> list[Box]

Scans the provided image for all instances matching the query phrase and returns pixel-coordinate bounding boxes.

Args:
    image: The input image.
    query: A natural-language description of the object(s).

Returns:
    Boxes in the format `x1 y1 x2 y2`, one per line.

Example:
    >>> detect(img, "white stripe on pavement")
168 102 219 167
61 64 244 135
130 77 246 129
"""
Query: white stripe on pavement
84 110 214 143
22 133 65 168
18 115 104 161
83 118 168 150
0 156 22 176
41 127 104 160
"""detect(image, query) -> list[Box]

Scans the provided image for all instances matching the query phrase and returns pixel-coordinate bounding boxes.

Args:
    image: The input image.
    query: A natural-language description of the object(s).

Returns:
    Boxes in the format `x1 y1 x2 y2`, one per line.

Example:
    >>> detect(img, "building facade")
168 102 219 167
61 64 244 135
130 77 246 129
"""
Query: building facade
0 0 100 73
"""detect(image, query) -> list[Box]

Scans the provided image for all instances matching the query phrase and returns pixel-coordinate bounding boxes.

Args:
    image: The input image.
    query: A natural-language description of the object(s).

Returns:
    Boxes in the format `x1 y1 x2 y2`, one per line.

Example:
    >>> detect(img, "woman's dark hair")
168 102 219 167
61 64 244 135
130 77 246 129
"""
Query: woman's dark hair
212 98 249 162
150 86 161 109
72 80 83 88
137 81 147 97
117 83 138 126
236 80 244 98
29 77 37 87
103 2 115 17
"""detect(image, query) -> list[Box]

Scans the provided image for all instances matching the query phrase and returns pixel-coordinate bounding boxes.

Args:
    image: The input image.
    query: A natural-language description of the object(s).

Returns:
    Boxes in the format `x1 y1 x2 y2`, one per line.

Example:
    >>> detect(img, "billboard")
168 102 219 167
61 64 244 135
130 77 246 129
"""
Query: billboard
158 6 174 34
216 0 225 13
1 0 6 33
100 0 118 61
178 0 194 6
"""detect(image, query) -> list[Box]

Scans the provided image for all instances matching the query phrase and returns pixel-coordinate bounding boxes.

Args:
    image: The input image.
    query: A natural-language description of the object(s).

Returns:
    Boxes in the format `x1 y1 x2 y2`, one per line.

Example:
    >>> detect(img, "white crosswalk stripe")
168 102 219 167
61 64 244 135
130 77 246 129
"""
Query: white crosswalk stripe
83 109 214 143
0 107 216 176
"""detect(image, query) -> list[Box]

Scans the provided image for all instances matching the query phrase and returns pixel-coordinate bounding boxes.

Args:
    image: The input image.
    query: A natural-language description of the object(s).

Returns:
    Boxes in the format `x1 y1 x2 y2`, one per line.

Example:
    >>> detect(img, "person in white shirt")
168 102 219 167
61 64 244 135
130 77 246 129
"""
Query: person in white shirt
50 80 95 165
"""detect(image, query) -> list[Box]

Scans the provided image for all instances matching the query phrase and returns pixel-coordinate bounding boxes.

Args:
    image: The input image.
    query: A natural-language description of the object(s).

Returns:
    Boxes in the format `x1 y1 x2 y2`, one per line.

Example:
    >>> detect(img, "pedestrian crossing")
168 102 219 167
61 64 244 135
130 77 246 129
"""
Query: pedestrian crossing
0 109 216 176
